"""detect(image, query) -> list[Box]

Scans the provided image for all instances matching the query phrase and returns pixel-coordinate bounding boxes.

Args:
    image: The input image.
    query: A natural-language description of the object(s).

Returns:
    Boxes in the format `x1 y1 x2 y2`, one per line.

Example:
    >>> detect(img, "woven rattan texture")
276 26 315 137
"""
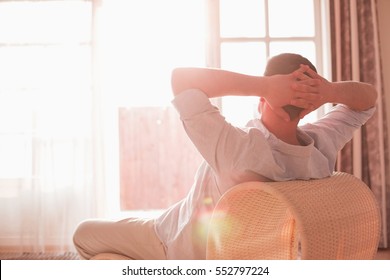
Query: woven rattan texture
91 253 131 260
206 172 381 260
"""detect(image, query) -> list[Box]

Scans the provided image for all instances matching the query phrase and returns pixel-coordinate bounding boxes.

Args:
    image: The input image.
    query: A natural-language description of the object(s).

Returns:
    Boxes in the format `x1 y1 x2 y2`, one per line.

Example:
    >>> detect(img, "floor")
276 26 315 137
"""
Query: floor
0 252 80 260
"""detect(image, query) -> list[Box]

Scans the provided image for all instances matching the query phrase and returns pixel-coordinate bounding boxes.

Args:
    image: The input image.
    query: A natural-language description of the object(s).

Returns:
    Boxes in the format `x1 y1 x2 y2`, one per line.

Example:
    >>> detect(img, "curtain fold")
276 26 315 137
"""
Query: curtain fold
329 0 389 248
0 0 105 253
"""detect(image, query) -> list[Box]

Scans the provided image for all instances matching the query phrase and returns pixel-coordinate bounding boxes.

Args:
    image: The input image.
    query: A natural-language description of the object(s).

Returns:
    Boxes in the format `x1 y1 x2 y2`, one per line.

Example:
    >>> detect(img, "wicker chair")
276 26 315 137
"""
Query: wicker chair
90 253 131 260
206 172 381 260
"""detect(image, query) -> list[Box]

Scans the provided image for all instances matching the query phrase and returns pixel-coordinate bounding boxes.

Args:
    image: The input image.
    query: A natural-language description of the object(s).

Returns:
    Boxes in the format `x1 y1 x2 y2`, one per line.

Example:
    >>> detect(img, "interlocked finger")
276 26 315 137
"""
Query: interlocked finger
293 65 311 81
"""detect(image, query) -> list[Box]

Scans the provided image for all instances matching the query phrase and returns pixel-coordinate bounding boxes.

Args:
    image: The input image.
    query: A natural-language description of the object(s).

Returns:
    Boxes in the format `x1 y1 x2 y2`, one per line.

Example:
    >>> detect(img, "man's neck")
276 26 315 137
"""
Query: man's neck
261 115 301 146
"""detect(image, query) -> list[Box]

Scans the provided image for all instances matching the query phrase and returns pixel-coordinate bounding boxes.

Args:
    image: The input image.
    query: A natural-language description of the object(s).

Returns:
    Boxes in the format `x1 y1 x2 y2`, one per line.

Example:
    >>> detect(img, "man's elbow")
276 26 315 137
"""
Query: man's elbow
355 82 378 111
171 68 188 96
367 83 378 110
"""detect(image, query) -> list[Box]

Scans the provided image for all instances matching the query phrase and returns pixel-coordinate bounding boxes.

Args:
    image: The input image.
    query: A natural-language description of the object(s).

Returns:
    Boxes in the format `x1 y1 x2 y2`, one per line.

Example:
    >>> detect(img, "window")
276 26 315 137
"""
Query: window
208 0 329 126
0 0 92 183
99 0 205 108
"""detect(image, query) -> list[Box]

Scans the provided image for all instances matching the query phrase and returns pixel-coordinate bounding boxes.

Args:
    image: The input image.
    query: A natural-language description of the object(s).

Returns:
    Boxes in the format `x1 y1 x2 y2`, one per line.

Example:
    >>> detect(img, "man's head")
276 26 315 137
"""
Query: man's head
263 53 317 120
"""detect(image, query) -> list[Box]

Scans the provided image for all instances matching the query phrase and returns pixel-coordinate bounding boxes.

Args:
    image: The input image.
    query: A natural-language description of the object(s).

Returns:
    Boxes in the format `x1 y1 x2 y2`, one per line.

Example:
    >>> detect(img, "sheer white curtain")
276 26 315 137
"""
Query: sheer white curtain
0 0 205 253
0 0 106 253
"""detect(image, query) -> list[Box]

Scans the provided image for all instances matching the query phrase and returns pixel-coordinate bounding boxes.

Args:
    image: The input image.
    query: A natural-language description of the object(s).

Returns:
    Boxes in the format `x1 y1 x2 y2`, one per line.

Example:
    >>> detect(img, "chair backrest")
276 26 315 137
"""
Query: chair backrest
206 172 381 260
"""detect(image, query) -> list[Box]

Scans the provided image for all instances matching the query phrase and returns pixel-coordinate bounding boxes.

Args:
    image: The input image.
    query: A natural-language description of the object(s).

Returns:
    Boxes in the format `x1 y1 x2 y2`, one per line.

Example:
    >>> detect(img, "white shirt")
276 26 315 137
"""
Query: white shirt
154 89 375 259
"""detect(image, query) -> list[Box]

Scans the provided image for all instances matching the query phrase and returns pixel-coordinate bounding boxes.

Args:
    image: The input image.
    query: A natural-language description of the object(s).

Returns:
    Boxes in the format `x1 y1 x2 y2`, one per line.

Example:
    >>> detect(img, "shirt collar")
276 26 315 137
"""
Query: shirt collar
246 118 315 156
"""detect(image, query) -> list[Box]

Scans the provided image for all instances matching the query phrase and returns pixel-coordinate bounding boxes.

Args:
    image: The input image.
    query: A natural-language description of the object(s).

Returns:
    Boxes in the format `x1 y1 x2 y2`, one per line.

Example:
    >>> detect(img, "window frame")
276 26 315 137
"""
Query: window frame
205 0 331 122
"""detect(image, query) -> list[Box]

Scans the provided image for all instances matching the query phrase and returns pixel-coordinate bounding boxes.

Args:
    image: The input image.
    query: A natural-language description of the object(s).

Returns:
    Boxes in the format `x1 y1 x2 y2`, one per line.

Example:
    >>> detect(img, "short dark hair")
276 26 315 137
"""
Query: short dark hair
264 53 317 120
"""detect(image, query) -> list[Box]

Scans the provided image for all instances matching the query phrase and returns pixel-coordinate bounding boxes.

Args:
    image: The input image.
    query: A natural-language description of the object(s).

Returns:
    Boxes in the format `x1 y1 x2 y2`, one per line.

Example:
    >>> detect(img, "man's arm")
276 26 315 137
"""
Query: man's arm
171 66 321 120
171 67 265 98
326 81 377 111
293 67 377 118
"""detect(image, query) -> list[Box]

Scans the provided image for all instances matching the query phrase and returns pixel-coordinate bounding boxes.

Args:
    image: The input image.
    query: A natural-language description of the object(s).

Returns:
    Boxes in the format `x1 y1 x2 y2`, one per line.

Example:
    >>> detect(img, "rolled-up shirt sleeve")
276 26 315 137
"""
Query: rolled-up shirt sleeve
172 89 269 176
303 104 375 150
301 104 376 171
172 89 212 120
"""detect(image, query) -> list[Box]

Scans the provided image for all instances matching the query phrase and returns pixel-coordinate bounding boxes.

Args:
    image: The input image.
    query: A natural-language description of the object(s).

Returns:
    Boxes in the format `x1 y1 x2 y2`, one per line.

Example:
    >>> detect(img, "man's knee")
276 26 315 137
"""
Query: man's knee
73 220 96 259
74 220 91 242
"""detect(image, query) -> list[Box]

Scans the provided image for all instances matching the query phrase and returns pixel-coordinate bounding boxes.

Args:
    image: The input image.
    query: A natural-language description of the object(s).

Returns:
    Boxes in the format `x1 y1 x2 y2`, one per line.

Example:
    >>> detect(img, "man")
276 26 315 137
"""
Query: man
73 53 377 260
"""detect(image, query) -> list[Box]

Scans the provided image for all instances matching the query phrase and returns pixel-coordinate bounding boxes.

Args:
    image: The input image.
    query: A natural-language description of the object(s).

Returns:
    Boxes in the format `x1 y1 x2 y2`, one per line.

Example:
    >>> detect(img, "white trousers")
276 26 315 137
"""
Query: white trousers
73 217 167 260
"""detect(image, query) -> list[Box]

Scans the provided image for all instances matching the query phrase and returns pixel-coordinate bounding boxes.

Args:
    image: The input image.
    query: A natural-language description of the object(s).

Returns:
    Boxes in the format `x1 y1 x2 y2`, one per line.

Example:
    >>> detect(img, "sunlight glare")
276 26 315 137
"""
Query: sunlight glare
99 0 206 107
268 0 315 37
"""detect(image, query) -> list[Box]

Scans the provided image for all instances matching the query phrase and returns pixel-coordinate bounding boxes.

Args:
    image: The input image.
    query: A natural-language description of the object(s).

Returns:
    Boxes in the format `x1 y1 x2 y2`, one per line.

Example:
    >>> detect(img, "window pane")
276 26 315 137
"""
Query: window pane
220 0 265 38
221 42 266 126
269 0 315 38
0 46 91 91
0 1 91 44
221 42 267 75
222 96 260 127
101 0 205 107
270 41 316 66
